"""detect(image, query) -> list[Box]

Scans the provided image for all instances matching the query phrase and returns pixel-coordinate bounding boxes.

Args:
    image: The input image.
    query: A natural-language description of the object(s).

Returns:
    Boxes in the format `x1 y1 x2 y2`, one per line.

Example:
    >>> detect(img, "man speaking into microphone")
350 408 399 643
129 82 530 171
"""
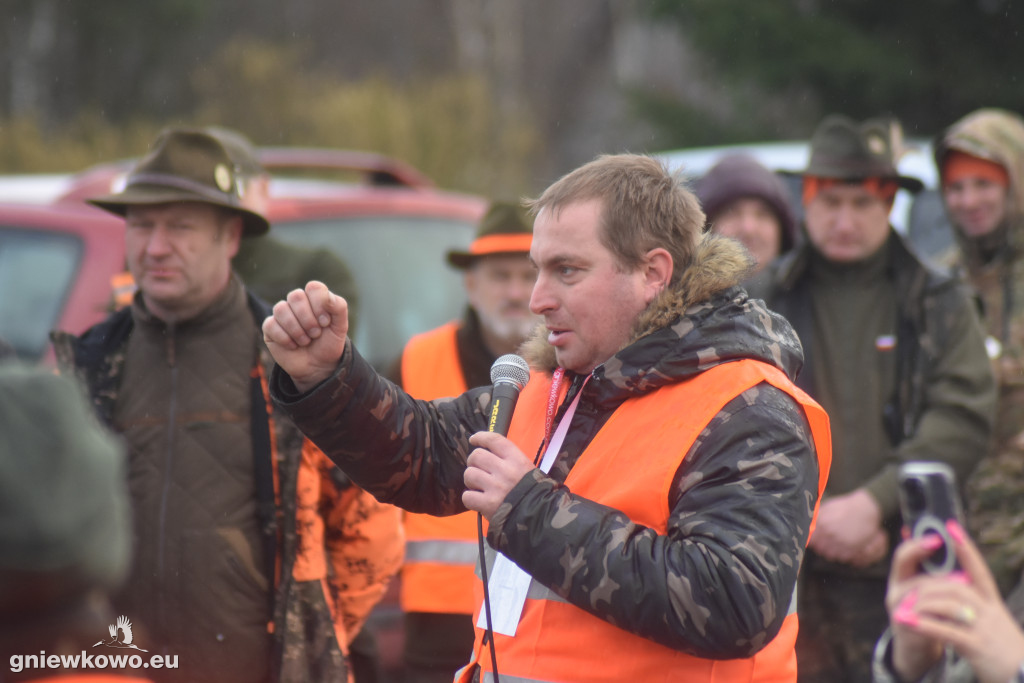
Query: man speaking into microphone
264 154 832 683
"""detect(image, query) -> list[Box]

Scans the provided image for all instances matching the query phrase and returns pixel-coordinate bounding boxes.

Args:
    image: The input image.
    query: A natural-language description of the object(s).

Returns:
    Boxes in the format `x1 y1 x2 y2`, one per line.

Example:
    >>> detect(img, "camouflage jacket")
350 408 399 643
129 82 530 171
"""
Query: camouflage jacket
50 286 403 683
271 234 823 659
934 110 1024 593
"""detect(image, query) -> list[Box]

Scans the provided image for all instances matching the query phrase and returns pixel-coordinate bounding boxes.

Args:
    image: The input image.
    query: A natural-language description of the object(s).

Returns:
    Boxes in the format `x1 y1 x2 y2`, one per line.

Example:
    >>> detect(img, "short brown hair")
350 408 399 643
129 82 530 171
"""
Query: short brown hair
525 154 703 286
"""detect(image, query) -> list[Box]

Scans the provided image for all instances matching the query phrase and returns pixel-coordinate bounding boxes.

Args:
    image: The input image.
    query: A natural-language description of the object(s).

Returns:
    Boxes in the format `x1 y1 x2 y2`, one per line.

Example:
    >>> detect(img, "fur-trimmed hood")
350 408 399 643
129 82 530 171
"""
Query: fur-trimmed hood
519 233 805 400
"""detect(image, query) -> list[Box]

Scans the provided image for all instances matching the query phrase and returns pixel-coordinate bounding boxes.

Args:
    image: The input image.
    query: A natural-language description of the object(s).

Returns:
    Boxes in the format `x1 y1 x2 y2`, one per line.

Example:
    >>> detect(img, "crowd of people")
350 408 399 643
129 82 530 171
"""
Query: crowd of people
3 107 1024 683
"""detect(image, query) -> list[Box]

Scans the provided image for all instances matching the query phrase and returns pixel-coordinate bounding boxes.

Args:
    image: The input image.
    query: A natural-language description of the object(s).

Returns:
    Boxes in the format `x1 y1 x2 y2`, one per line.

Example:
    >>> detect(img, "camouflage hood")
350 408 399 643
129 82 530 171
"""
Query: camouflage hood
521 233 805 397
935 108 1024 262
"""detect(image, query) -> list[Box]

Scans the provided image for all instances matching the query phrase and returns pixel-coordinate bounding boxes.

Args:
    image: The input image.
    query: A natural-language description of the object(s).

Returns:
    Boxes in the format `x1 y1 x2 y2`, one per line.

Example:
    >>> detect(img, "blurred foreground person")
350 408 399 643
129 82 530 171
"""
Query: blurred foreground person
932 109 1024 595
50 128 403 683
696 153 798 274
748 115 995 682
264 153 832 682
0 364 151 682
396 200 537 683
874 524 1024 683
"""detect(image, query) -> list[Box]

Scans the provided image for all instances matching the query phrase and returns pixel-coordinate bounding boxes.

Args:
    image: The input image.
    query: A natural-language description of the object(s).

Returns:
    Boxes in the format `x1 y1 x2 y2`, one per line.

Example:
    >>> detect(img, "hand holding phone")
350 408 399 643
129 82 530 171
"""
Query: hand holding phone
897 462 966 575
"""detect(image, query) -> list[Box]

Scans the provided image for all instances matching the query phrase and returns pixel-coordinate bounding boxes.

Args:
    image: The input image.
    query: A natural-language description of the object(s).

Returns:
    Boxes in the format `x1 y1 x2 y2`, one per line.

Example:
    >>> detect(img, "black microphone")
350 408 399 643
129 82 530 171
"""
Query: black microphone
487 354 530 436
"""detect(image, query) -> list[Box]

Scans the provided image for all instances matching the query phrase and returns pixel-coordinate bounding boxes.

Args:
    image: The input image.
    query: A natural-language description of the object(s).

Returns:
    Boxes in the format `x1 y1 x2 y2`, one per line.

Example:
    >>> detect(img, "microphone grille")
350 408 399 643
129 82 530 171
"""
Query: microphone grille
490 354 531 390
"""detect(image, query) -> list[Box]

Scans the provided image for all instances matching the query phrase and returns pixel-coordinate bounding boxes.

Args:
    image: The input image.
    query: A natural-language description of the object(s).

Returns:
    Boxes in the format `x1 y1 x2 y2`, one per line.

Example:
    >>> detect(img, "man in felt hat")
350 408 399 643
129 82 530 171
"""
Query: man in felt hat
49 128 404 683
393 200 537 683
0 364 155 681
748 115 996 682
930 109 1024 596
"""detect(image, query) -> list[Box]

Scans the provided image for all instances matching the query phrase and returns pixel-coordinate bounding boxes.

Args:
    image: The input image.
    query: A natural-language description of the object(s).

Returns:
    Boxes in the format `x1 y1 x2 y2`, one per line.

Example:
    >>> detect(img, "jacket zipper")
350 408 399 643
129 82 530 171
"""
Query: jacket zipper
156 323 178 641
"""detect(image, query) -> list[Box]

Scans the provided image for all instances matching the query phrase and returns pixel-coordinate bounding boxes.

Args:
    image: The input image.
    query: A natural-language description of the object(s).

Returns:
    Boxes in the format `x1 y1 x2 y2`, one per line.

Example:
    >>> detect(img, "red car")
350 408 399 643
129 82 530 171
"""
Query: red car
0 201 126 362
3 149 487 372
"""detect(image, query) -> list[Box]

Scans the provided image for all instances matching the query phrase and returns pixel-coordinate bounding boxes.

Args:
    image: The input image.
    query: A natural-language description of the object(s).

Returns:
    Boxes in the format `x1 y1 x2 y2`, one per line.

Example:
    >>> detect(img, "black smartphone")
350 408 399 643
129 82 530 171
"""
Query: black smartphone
897 461 965 574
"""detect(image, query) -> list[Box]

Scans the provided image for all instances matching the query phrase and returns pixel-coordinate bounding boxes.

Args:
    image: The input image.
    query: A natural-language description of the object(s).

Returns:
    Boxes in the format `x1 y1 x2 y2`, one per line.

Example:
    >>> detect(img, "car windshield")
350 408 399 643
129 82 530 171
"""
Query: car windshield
0 227 81 359
270 214 475 370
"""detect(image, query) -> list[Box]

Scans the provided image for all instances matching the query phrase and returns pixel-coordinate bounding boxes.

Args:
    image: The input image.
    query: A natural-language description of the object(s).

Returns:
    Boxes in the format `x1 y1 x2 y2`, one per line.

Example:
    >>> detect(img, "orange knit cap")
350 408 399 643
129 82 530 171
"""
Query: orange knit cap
802 176 899 207
941 150 1009 188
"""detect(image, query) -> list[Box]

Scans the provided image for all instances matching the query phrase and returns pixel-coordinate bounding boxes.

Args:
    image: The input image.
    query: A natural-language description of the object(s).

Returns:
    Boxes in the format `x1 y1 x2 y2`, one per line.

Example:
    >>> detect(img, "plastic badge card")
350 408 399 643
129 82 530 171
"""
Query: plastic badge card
477 552 532 636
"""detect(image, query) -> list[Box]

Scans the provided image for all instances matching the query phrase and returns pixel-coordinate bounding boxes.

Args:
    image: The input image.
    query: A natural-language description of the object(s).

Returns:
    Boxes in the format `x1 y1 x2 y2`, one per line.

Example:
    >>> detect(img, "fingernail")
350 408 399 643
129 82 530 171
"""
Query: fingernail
946 520 967 544
920 534 944 550
897 590 918 611
319 315 330 326
894 607 919 627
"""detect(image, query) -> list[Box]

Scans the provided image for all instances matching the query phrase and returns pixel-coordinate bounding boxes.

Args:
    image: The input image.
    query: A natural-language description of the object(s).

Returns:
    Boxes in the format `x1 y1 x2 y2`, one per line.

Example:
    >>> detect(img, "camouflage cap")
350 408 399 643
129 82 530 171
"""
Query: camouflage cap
0 364 130 606
446 200 533 269
88 127 270 237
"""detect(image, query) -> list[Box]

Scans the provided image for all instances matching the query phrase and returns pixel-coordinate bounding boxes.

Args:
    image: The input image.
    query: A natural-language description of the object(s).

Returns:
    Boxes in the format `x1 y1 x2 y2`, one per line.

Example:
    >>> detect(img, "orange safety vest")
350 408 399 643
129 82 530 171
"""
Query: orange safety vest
400 321 482 615
459 358 832 683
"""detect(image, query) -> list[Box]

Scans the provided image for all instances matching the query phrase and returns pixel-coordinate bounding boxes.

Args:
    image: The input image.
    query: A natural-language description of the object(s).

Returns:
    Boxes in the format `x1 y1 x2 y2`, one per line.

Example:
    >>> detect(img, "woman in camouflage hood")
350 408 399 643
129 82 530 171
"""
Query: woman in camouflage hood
934 109 1024 596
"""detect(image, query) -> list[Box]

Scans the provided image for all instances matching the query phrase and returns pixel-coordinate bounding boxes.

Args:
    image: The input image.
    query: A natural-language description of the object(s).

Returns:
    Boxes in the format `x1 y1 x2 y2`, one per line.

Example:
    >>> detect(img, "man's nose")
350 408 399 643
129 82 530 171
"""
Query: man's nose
833 204 857 231
145 225 172 254
737 215 759 236
529 276 552 315
961 185 984 208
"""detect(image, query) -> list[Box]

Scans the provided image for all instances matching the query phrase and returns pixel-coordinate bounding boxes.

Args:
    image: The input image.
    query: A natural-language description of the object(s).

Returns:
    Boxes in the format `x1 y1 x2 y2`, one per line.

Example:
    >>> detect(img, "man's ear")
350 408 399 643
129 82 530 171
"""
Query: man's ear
642 248 673 303
224 215 244 259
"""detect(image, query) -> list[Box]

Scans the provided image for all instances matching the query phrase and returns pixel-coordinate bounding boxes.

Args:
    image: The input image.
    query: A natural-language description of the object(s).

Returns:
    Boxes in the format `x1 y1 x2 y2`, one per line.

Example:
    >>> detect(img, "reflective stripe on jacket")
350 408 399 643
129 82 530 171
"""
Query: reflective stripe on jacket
400 321 481 615
460 359 831 683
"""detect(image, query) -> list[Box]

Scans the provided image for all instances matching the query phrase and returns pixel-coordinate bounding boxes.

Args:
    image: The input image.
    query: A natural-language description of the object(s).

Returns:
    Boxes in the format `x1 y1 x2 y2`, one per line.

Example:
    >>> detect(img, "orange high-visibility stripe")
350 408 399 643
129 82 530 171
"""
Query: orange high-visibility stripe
464 359 831 683
468 233 533 256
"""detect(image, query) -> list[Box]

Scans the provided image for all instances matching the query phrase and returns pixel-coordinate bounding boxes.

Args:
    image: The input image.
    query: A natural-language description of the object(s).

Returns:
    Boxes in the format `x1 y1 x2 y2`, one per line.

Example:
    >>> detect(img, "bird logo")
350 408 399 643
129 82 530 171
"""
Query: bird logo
92 615 149 652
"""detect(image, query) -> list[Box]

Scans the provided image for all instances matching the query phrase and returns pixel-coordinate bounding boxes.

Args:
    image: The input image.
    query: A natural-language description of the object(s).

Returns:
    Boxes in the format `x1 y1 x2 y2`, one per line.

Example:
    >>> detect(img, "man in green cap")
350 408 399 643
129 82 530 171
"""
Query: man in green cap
393 200 537 683
49 128 404 683
748 114 996 682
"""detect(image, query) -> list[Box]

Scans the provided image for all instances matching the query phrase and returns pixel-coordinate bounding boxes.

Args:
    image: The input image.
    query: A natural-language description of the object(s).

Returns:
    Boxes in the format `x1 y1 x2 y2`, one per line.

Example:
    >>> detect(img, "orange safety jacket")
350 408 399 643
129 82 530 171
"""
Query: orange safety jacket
400 322 482 615
459 359 832 683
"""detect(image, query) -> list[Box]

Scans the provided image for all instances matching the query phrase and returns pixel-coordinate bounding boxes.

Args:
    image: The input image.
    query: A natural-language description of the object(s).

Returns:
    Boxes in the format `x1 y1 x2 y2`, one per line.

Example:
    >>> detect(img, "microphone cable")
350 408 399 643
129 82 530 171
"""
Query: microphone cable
477 512 501 683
